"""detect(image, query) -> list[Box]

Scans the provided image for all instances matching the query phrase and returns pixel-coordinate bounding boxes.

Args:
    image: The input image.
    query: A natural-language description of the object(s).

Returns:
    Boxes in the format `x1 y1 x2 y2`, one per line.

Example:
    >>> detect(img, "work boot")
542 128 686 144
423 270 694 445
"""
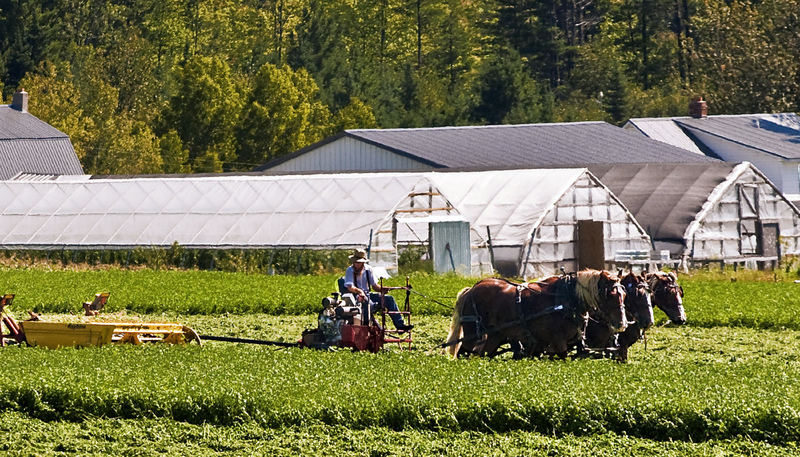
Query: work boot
396 323 414 332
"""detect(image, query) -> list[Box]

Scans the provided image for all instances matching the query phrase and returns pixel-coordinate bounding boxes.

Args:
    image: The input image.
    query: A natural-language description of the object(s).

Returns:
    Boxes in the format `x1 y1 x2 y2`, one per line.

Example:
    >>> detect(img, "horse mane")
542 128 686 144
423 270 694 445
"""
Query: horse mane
648 271 676 290
574 269 604 310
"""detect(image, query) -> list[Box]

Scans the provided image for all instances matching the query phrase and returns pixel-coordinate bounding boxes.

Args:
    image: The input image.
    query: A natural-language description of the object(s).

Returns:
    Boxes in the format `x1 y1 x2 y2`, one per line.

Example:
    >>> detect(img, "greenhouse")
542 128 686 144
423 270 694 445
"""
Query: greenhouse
0 169 651 277
587 162 800 269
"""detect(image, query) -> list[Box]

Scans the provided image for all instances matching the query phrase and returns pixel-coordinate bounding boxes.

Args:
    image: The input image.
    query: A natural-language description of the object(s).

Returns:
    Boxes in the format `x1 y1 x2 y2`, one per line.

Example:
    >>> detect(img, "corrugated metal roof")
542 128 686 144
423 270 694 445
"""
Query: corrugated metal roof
10 173 62 181
255 122 718 171
0 138 84 180
0 105 84 179
624 118 705 154
0 105 70 140
586 162 739 243
676 114 800 160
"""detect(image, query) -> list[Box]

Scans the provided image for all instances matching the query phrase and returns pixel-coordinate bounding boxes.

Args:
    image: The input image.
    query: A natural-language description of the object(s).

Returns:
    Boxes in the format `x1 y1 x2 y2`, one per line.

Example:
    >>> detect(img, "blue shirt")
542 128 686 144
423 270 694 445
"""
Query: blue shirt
344 264 376 292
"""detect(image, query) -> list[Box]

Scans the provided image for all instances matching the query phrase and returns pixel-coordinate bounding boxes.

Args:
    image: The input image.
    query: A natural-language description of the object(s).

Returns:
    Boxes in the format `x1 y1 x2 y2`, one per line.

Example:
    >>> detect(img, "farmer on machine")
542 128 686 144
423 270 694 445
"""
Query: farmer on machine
344 249 413 332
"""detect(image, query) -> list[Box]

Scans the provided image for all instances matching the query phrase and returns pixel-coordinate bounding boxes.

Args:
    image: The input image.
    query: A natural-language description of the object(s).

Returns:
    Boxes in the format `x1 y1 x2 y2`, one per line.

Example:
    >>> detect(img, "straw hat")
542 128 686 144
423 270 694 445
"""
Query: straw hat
349 249 369 263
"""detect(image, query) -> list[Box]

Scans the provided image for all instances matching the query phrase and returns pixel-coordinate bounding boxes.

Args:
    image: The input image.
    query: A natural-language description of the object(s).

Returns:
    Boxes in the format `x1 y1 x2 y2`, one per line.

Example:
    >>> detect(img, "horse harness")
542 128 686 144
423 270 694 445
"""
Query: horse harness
451 275 589 350
623 278 650 324
651 275 684 300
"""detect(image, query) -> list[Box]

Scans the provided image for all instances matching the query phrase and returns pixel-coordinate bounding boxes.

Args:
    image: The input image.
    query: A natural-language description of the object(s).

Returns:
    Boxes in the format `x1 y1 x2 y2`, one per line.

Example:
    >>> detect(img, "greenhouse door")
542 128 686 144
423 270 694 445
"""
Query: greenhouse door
577 220 605 270
738 184 759 255
758 223 780 258
431 221 470 274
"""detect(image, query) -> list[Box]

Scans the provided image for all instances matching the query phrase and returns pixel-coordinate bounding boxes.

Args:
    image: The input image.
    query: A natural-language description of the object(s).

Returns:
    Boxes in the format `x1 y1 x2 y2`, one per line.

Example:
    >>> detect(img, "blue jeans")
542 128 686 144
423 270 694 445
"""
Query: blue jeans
369 293 405 328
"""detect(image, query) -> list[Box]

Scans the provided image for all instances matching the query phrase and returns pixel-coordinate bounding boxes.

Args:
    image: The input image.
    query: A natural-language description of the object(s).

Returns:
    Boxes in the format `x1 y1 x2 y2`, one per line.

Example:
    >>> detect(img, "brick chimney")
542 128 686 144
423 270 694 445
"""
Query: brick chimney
688 96 707 119
11 88 28 113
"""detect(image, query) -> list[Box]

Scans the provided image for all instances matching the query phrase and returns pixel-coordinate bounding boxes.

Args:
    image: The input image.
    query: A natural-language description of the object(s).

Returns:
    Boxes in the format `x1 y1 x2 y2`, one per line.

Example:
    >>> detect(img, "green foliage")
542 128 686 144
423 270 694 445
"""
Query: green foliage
1 412 797 456
159 130 193 173
331 97 379 131
159 56 242 170
0 336 799 444
236 63 331 167
604 66 629 125
471 48 544 125
20 62 95 162
398 245 434 274
692 0 800 114
3 0 800 171
1 270 800 452
0 268 799 328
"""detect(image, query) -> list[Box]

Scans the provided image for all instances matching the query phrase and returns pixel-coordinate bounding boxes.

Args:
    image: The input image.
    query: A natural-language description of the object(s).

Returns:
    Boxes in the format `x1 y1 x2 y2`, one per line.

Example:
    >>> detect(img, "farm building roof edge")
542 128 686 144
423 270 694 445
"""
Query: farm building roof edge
252 121 718 172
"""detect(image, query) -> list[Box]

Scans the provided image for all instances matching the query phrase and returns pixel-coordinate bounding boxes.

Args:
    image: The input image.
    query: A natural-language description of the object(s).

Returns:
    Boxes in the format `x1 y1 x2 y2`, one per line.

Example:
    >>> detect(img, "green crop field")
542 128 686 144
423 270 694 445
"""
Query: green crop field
1 268 799 456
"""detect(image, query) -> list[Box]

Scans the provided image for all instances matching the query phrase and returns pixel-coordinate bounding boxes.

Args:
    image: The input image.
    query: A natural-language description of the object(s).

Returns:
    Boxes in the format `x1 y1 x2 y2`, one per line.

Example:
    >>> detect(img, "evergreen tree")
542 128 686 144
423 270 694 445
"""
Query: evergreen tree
604 66 629 125
471 48 543 125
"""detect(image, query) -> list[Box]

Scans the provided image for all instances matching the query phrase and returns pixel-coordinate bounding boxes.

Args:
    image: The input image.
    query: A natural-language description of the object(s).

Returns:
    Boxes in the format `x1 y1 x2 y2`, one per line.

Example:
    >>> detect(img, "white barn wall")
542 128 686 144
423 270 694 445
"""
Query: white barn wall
268 137 434 172
689 130 797 194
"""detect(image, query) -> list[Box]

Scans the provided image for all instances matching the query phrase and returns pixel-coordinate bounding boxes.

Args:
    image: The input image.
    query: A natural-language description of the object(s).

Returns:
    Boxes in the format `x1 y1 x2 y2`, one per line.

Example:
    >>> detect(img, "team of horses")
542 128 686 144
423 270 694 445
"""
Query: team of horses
445 269 685 362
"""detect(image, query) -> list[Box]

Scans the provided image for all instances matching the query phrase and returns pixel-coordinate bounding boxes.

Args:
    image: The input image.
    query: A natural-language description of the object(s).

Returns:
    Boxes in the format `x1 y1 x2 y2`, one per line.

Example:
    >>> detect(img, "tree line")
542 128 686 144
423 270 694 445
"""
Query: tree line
1 0 798 175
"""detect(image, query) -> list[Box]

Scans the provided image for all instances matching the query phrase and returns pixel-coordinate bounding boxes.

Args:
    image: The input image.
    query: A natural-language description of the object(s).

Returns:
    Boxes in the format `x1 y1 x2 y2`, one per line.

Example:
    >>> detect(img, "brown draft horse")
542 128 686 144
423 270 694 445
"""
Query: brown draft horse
583 271 654 362
445 269 627 359
646 271 686 325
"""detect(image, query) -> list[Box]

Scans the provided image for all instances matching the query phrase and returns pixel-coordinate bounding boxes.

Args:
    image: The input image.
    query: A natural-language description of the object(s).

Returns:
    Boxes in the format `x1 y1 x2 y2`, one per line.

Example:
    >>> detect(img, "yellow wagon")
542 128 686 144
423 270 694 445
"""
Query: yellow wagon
1 293 202 348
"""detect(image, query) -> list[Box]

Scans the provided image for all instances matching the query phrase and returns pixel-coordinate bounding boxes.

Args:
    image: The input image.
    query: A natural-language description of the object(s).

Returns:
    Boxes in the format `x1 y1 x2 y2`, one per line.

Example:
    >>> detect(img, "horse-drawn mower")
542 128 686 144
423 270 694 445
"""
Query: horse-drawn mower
0 293 201 349
1 276 414 352
201 277 414 352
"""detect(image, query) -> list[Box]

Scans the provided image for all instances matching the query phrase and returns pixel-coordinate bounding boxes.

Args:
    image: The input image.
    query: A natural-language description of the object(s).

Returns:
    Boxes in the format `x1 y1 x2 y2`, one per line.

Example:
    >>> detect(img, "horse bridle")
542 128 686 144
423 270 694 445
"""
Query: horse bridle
590 280 626 327
654 278 684 299
624 279 651 323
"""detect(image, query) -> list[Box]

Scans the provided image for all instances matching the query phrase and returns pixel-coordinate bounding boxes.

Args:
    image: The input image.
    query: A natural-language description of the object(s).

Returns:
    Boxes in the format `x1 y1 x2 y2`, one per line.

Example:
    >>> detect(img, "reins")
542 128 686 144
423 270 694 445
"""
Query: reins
401 286 456 311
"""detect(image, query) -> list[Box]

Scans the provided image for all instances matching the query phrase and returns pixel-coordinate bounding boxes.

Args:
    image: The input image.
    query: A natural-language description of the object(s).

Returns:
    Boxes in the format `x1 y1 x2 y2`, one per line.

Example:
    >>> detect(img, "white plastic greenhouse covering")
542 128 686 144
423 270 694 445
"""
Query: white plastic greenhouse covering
371 169 651 277
0 169 650 276
0 174 415 249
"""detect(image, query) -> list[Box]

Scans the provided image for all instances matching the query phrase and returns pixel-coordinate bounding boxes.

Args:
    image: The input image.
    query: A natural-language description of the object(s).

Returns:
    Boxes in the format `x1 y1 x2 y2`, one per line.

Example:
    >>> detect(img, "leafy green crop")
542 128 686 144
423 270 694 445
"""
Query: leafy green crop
3 412 796 456
2 269 800 331
0 269 474 316
0 339 798 444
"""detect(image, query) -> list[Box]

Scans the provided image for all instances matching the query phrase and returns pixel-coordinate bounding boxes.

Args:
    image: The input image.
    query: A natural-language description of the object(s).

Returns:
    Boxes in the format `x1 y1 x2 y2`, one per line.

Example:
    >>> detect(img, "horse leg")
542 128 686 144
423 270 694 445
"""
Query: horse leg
615 346 629 363
482 337 505 358
510 340 525 360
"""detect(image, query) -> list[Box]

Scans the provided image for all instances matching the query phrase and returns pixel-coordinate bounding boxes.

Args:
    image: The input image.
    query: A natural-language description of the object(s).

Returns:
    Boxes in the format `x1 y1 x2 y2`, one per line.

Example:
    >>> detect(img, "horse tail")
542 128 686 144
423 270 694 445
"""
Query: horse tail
445 286 472 359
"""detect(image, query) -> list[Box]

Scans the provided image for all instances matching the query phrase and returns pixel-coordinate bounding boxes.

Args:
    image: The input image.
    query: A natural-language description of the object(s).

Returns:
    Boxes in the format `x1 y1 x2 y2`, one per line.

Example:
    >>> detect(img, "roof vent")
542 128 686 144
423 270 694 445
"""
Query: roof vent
11 88 28 113
688 96 707 119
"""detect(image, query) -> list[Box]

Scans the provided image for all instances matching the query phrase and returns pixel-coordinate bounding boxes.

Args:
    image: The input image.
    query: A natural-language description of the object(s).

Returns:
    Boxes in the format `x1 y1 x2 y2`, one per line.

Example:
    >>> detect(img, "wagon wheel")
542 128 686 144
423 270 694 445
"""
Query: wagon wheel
182 325 202 346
